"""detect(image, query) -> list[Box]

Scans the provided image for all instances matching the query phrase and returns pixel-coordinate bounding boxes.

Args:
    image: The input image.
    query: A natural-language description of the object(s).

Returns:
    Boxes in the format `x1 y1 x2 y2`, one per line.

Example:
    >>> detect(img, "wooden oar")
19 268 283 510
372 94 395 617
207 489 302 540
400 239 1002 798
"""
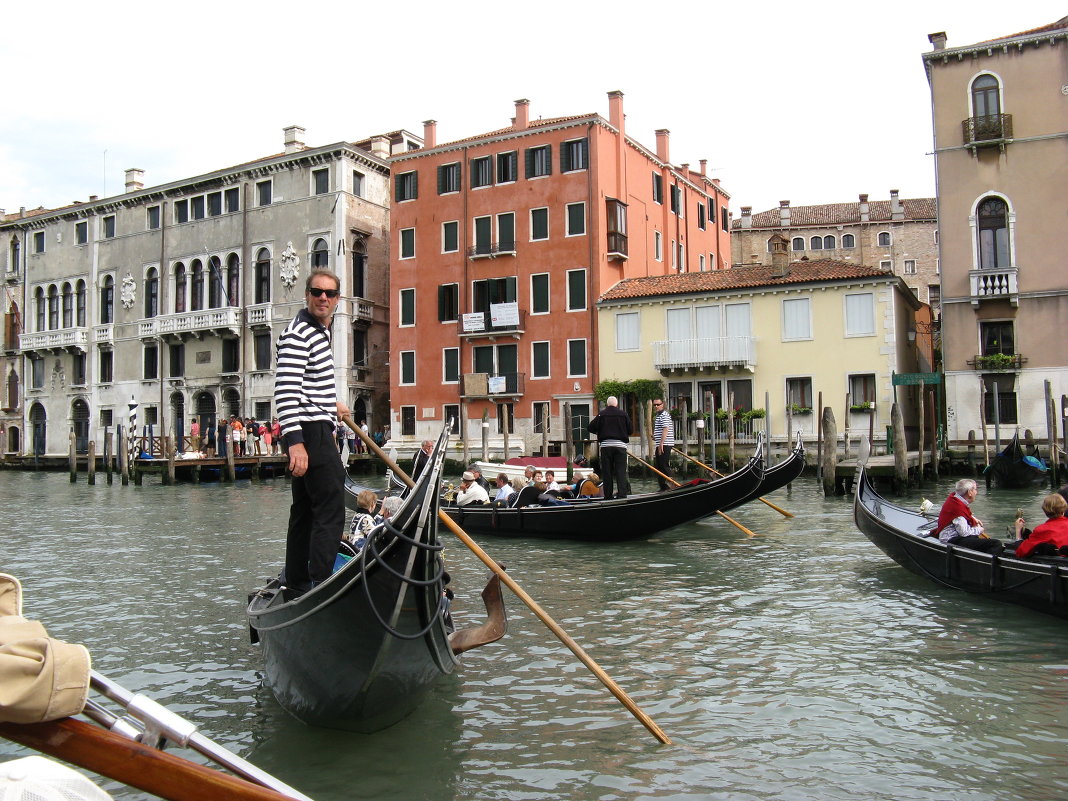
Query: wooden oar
628 451 758 538
341 416 672 745
673 448 794 518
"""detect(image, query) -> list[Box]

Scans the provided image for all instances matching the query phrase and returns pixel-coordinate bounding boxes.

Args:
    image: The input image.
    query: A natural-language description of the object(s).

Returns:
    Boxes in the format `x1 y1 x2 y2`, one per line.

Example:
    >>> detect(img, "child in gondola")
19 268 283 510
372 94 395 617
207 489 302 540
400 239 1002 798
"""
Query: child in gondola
345 489 379 553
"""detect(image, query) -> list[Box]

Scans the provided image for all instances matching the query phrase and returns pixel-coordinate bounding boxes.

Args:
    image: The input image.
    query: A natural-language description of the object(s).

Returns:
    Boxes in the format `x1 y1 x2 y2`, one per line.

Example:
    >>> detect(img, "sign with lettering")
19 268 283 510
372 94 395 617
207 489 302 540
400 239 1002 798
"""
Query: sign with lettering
461 312 486 332
490 302 519 328
892 372 942 386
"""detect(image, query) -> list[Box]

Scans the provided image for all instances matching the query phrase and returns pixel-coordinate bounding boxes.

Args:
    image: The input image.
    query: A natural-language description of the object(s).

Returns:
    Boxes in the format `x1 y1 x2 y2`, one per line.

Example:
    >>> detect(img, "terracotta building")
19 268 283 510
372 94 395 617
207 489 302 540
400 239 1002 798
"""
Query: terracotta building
924 17 1068 442
388 92 731 451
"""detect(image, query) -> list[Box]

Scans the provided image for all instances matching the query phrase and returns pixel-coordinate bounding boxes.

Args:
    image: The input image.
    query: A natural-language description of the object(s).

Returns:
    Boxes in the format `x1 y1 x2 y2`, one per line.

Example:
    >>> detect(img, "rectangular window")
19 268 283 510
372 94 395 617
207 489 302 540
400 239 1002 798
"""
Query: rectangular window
352 171 364 197
654 231 663 261
75 221 88 244
606 199 627 255
698 202 706 230
207 191 222 216
147 206 161 229
438 162 461 194
143 344 158 379
849 373 877 405
400 406 416 437
567 339 587 377
721 206 729 232
566 202 585 236
980 321 1014 355
473 216 492 255
532 341 550 379
531 273 549 315
255 332 271 370
652 173 663 204
444 405 460 434
169 343 185 377
699 254 706 272
929 285 941 309
442 221 459 253
566 269 586 311
257 181 272 206
313 168 330 195
72 353 86 385
844 292 875 337
530 207 549 241
174 200 189 224
904 259 916 275
983 375 1017 424
670 185 681 215
399 288 416 326
561 138 589 172
496 402 514 435
395 171 418 202
470 157 492 188
191 196 205 220
220 338 239 372
400 228 416 259
533 401 550 435
616 312 640 351
472 276 517 312
99 351 113 383
782 297 812 340
879 260 892 271
525 145 552 178
30 356 44 388
438 283 459 322
496 151 517 184
400 351 416 385
103 216 115 238
443 348 460 383
224 188 239 213
786 377 813 410
670 239 677 269
497 212 515 252
100 409 113 428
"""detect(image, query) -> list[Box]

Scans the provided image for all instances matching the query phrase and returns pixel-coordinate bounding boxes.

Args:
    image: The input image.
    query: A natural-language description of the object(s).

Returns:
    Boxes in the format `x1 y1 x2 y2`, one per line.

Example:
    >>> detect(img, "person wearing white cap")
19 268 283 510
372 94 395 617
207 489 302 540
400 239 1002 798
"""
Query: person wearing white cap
456 470 489 506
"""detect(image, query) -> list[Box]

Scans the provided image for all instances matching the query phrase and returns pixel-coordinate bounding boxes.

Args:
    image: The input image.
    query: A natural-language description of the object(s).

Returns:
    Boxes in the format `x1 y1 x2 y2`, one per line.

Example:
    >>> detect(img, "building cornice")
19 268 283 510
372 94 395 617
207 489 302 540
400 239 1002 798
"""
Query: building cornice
923 25 1067 67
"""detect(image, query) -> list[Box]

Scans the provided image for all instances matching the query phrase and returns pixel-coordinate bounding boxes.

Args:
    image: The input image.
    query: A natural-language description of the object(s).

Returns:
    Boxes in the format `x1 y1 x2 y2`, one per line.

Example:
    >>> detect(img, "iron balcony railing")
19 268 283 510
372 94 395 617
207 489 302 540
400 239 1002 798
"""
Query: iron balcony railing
468 241 517 259
968 353 1026 371
962 114 1013 146
460 308 527 337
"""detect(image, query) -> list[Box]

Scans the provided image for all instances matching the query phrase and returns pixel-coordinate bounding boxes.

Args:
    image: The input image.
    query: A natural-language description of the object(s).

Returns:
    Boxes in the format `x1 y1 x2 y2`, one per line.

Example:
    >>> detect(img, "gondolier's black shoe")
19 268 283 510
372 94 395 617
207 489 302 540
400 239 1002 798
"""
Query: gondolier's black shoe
282 582 314 602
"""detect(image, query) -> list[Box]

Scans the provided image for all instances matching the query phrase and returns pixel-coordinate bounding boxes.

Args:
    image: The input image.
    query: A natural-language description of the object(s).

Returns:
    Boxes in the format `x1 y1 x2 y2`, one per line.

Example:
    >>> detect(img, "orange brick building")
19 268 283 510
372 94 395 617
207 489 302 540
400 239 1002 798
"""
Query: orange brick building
388 91 731 451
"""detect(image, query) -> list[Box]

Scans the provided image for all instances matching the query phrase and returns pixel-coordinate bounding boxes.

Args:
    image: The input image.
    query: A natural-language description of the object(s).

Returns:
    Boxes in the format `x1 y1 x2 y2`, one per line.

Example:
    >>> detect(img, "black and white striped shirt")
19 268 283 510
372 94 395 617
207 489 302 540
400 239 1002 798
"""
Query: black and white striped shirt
275 308 338 446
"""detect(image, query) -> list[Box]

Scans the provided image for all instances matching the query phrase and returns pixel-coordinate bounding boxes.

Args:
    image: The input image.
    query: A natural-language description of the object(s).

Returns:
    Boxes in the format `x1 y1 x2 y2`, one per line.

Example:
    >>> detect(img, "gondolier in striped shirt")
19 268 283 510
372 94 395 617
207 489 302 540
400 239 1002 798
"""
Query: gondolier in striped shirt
275 269 351 598
652 398 674 491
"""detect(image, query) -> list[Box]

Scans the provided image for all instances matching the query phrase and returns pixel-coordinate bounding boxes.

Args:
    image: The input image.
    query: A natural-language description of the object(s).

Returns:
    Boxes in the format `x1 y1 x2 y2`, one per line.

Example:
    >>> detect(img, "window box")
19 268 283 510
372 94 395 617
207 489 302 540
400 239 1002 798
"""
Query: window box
850 402 876 413
969 353 1025 371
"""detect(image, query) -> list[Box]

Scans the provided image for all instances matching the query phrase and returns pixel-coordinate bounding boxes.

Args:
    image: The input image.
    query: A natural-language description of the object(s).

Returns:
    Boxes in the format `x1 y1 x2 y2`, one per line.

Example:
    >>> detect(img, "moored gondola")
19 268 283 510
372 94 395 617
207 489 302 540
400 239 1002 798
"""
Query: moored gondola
247 425 506 732
985 430 1049 488
720 431 805 513
854 462 1068 619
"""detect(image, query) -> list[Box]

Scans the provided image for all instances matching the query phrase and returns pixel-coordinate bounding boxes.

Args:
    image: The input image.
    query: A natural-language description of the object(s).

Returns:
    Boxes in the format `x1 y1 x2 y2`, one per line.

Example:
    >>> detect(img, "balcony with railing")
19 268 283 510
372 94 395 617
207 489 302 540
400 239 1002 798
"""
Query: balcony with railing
461 372 525 399
348 298 374 324
246 302 273 327
969 268 1018 306
19 326 89 353
93 324 114 346
967 353 1026 372
653 336 756 372
138 306 241 339
962 114 1013 150
468 241 517 259
460 308 527 339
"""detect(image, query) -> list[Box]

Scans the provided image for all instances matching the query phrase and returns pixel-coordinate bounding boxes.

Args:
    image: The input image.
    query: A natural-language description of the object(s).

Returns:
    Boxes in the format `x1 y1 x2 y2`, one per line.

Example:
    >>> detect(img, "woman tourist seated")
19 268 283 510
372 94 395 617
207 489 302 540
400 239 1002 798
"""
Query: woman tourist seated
1013 493 1068 558
935 478 1003 554
578 473 604 498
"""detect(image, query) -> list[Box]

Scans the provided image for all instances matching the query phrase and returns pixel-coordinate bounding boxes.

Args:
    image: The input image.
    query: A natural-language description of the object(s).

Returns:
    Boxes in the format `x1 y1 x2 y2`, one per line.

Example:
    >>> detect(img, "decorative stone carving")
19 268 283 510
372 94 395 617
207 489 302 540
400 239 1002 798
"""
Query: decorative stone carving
120 273 137 309
50 359 65 391
279 242 301 288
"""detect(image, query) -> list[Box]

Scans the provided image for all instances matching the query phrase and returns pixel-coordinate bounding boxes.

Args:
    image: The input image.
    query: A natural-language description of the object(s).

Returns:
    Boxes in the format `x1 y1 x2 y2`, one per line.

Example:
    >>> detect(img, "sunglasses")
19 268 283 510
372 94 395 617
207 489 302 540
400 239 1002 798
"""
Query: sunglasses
308 287 340 298
653 402 664 407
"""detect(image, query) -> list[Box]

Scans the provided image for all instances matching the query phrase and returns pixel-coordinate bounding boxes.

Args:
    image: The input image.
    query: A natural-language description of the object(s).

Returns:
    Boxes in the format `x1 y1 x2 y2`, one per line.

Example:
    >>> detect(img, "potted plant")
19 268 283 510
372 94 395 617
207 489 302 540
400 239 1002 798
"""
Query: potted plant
787 403 812 415
850 401 876 413
975 353 1018 371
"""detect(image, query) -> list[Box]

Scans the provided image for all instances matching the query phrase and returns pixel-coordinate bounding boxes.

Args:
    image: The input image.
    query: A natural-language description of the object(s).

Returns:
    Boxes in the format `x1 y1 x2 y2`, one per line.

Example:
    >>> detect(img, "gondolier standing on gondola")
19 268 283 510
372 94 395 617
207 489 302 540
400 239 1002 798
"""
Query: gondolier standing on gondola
275 269 351 598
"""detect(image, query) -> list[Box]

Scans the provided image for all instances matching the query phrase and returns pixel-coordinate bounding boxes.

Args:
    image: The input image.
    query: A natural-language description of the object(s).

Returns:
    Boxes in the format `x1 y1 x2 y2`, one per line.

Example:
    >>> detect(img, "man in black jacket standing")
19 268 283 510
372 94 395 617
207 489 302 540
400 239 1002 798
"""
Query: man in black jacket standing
588 396 631 500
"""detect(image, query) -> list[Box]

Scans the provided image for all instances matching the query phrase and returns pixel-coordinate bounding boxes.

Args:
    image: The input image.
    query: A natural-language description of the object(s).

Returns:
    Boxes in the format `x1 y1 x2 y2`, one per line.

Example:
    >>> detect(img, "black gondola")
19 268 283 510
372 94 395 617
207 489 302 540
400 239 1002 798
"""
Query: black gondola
435 442 765 541
854 461 1068 620
720 431 805 513
247 425 506 732
985 430 1049 488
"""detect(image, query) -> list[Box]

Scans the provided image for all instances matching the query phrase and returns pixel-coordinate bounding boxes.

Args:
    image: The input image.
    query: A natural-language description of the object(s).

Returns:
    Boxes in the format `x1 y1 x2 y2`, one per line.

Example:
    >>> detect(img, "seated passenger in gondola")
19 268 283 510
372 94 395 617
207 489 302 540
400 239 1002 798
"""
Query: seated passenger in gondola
345 489 379 552
1013 493 1068 558
456 471 489 507
935 478 1004 554
535 481 569 506
493 473 515 505
578 473 604 498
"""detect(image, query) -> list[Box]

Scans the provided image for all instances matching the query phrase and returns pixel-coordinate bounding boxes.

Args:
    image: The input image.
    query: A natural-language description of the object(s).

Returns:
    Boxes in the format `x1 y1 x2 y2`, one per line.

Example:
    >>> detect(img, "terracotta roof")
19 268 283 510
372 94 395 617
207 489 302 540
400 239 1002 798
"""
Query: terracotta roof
599 260 896 302
732 197 935 229
406 113 598 152
983 15 1068 43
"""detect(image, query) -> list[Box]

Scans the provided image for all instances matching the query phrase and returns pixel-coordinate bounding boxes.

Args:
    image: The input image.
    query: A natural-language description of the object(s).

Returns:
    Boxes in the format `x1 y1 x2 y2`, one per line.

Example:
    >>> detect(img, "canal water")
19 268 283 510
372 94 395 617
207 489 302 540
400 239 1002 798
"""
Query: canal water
1 467 1066 801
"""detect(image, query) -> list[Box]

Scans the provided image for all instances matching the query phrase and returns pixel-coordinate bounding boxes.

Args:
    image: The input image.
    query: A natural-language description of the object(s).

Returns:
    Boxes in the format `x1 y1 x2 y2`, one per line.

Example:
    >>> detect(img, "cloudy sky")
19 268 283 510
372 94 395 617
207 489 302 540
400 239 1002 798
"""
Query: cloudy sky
2 1 1063 217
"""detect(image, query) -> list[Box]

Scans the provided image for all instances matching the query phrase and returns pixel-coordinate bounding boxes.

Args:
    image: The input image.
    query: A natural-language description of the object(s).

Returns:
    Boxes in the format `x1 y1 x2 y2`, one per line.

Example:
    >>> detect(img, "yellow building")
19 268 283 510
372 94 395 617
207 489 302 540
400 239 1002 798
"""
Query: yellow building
597 258 923 448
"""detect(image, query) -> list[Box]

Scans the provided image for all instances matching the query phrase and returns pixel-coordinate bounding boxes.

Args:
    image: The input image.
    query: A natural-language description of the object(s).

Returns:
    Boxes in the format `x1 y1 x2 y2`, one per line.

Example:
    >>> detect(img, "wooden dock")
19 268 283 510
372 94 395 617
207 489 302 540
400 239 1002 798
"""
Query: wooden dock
834 450 930 493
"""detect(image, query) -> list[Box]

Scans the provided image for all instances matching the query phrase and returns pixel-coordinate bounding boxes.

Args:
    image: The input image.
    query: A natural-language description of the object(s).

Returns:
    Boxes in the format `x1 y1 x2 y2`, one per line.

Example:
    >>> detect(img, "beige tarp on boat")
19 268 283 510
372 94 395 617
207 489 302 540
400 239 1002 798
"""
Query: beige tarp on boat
0 574 90 723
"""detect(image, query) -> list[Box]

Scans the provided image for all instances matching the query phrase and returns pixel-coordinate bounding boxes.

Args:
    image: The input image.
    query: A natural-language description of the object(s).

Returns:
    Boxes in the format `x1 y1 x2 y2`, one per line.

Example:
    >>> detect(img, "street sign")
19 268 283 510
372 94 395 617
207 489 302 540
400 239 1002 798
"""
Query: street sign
892 372 942 386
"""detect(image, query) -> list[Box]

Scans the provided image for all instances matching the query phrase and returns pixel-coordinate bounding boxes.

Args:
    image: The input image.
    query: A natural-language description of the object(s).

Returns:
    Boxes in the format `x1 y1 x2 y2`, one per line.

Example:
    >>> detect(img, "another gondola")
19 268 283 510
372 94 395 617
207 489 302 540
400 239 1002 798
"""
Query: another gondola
247 425 505 732
854 461 1068 620
985 430 1049 488
439 444 765 541
720 431 805 512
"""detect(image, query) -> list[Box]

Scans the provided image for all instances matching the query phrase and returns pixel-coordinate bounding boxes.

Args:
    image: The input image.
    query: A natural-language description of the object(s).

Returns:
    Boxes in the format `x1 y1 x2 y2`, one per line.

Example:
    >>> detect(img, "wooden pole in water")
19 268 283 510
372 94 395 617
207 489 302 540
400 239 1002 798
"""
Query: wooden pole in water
224 430 236 483
481 408 489 461
821 406 837 496
69 430 77 483
165 435 175 485
917 380 926 486
928 389 938 481
892 403 907 487
1045 380 1057 489
816 391 824 482
104 427 113 485
87 440 96 485
119 426 129 486
727 391 736 470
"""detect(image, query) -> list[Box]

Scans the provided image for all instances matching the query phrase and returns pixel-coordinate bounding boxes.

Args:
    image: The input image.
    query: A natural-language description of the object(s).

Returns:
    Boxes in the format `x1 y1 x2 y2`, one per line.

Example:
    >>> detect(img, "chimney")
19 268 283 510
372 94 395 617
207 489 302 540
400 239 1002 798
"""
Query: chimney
607 90 624 135
19 206 26 218
514 98 530 130
859 193 870 222
890 189 904 220
283 125 306 154
655 129 670 163
770 235 789 277
422 119 437 149
124 168 144 193
779 200 791 226
740 206 753 229
369 136 390 159
928 31 947 51
88 196 97 203
699 159 707 176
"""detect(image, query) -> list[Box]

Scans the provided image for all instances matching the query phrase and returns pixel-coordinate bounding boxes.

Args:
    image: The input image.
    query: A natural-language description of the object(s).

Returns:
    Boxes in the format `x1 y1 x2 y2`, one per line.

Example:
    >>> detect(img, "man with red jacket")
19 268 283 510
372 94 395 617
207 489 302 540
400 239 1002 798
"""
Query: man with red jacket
935 478 1003 554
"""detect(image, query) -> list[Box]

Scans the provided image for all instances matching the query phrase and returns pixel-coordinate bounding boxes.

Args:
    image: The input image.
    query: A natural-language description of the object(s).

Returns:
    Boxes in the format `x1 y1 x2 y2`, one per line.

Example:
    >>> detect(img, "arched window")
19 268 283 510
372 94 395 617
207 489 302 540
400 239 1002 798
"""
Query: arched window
791 237 804 252
208 256 223 308
100 276 114 324
47 285 59 330
227 254 240 307
877 232 891 247
977 196 1009 269
9 238 19 274
842 234 856 249
35 287 45 331
823 235 835 250
254 248 271 304
311 238 329 268
6 369 19 420
352 238 367 298
62 283 73 328
809 236 822 251
75 280 86 326
174 263 187 313
145 268 159 318
971 74 1001 118
191 260 204 311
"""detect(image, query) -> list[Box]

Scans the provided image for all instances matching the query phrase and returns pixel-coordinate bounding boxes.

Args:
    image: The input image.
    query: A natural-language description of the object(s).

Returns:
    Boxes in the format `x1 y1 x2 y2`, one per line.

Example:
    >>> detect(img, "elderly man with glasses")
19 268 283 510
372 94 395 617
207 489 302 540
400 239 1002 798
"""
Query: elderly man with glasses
651 399 674 491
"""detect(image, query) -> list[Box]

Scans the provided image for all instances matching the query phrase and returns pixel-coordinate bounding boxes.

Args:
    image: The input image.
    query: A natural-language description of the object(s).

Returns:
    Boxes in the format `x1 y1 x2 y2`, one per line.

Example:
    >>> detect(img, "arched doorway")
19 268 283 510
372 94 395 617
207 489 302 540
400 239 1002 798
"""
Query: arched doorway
195 391 217 434
170 392 186 451
6 425 19 454
223 388 241 418
354 397 367 427
71 399 90 454
30 402 46 455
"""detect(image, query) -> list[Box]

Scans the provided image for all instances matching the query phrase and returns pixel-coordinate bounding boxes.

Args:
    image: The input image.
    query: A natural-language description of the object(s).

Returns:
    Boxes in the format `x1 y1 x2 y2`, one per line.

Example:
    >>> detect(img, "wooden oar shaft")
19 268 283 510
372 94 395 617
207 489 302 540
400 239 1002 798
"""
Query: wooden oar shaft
436 510 671 744
673 448 794 519
0 718 298 801
342 415 414 486
627 451 680 487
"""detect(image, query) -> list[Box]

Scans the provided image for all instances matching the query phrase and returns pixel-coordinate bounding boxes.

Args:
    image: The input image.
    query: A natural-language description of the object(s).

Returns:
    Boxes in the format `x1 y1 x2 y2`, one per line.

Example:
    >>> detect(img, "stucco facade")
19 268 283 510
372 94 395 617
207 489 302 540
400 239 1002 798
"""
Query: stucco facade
924 17 1068 442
